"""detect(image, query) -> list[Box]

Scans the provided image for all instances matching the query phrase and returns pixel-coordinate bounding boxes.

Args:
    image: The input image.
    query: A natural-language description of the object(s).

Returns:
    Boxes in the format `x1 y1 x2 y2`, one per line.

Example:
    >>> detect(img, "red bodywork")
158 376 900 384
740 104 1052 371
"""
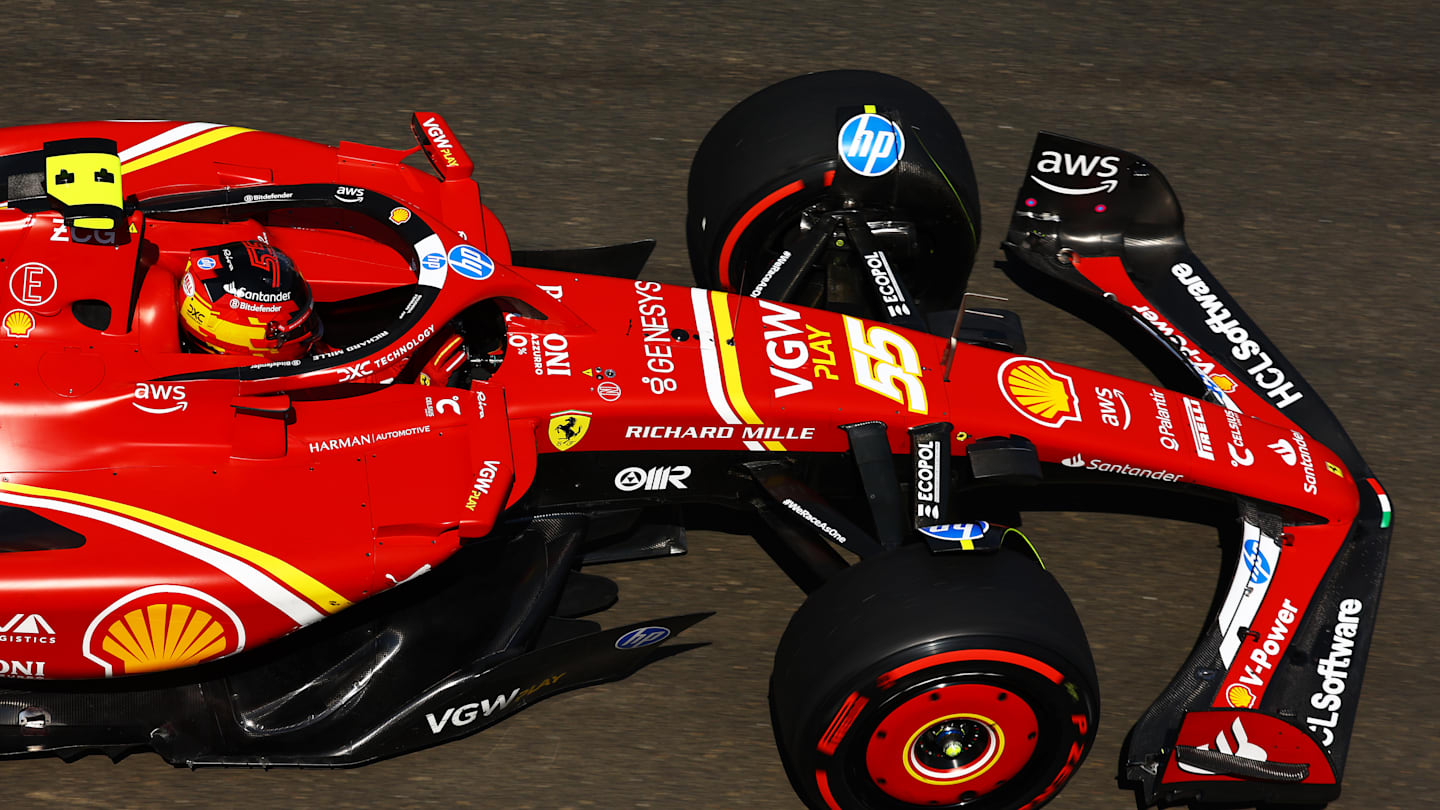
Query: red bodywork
0 121 1356 688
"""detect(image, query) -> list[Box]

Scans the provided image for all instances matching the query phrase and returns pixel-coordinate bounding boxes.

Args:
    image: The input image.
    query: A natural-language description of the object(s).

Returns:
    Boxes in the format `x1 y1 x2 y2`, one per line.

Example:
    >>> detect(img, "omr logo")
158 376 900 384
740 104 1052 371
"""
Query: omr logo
837 113 905 177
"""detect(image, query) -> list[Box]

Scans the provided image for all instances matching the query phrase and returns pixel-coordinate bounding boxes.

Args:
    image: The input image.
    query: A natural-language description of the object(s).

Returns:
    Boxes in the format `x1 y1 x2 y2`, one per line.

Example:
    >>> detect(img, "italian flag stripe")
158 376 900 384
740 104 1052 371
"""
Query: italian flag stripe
1367 478 1392 529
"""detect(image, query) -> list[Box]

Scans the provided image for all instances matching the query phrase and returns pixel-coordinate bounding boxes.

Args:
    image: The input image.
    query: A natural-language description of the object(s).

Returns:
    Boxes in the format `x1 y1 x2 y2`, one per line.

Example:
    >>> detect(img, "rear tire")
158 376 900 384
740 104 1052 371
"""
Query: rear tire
687 71 982 317
770 545 1098 810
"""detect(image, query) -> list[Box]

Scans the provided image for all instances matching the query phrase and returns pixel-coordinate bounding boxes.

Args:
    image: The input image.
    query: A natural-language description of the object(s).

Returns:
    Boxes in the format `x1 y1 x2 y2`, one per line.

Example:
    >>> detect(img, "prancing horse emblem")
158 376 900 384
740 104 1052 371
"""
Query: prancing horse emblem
547 410 592 451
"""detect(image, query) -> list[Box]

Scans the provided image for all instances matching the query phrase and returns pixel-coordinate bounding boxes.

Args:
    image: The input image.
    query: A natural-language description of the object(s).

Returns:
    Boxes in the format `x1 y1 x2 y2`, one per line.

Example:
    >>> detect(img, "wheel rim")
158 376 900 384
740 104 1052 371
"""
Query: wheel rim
864 683 1039 805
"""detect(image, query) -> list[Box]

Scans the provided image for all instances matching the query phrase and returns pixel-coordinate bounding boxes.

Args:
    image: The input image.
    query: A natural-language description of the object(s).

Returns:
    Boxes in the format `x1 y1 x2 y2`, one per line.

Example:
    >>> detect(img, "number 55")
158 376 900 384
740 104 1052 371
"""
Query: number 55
843 316 928 414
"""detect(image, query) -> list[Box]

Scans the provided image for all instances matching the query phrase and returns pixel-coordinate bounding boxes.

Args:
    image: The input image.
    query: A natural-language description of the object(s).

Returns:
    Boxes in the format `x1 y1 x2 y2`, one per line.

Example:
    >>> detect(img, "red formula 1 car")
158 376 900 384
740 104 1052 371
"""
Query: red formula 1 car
0 71 1389 810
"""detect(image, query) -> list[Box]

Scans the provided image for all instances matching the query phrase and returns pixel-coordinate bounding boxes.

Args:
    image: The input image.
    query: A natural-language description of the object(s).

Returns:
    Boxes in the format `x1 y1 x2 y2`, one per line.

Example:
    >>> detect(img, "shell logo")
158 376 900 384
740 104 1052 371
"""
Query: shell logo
1210 373 1238 393
83 586 245 677
1225 683 1256 708
3 309 34 338
998 357 1081 427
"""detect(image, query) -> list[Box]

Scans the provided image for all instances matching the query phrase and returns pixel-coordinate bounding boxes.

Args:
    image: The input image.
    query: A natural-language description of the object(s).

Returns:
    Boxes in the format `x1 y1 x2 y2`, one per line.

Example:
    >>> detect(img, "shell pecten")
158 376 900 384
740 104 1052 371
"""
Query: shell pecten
100 603 228 674
1006 363 1073 420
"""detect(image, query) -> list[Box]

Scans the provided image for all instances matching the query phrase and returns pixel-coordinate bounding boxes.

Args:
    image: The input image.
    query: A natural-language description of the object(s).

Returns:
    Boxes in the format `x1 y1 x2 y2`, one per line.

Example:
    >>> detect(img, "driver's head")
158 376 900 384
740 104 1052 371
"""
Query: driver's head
176 240 321 360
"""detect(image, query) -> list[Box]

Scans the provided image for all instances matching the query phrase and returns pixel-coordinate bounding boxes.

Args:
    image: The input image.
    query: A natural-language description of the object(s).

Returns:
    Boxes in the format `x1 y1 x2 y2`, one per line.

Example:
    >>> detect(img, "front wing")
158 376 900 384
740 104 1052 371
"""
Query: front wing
1001 132 1391 807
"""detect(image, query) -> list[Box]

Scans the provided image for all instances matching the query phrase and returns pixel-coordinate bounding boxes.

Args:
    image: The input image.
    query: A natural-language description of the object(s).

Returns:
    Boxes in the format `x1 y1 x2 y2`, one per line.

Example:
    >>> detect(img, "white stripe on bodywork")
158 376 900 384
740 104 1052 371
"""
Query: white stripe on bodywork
690 288 764 451
415 234 447 289
117 122 223 161
1217 520 1282 665
0 490 324 626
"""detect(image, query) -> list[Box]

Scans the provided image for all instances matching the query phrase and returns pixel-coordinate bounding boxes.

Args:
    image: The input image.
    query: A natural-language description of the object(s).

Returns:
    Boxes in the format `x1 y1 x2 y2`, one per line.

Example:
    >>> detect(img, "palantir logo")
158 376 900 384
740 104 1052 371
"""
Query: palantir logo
837 113 905 177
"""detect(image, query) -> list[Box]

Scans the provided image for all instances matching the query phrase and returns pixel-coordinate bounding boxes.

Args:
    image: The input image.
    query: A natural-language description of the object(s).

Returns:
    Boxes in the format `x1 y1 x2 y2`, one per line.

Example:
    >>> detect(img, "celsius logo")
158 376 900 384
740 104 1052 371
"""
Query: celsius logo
837 113 905 176
614 465 691 492
1270 439 1298 466
615 626 670 650
1241 537 1272 585
1029 151 1120 195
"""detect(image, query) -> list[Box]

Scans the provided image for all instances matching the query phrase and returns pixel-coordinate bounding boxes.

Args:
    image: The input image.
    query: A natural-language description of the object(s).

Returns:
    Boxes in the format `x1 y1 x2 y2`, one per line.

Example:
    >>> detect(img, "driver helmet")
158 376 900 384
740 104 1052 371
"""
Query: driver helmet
176 240 321 360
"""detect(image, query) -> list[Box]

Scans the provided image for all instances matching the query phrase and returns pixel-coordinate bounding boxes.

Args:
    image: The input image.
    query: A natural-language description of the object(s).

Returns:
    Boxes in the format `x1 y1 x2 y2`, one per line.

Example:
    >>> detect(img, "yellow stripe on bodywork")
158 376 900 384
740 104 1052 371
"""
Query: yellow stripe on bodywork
121 126 253 173
708 291 786 451
0 481 349 613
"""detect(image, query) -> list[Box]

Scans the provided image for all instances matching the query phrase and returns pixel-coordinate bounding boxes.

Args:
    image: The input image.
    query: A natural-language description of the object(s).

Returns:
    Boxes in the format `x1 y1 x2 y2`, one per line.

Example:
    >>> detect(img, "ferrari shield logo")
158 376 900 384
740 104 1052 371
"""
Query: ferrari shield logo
547 410 592 451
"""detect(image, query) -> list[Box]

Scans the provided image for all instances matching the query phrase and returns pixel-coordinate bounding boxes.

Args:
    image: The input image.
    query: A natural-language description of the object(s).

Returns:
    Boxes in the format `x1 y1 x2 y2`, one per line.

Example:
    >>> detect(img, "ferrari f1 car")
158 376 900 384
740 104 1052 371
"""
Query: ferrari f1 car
0 71 1389 810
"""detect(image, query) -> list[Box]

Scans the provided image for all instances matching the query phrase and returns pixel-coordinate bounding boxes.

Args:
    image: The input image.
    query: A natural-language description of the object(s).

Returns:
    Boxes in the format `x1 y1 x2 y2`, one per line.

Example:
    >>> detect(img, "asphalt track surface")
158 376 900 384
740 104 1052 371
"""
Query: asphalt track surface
5 2 1438 808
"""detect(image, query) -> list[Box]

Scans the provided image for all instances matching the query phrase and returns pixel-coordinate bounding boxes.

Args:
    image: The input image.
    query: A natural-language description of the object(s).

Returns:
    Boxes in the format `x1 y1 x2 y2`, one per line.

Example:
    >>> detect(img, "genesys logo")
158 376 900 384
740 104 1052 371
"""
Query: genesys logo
0 613 56 644
999 357 1080 428
1029 150 1121 196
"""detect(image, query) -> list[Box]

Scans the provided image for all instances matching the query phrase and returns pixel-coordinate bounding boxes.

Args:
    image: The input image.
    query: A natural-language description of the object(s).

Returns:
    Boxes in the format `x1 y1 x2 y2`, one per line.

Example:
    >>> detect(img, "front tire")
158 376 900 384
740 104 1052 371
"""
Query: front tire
687 71 982 318
770 545 1098 809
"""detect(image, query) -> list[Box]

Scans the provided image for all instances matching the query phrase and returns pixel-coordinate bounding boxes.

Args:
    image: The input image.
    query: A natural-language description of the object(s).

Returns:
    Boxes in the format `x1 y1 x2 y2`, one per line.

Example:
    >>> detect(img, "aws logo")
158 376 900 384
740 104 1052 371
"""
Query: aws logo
998 357 1081 428
82 586 244 676
132 382 188 414
1030 150 1121 196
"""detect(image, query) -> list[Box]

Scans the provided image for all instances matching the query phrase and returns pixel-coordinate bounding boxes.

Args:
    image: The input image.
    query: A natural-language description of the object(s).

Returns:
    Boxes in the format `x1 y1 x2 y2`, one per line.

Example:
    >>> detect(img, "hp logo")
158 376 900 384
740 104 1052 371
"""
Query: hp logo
837 113 905 177
447 244 495 280
1242 537 1272 585
919 522 989 542
615 626 671 650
